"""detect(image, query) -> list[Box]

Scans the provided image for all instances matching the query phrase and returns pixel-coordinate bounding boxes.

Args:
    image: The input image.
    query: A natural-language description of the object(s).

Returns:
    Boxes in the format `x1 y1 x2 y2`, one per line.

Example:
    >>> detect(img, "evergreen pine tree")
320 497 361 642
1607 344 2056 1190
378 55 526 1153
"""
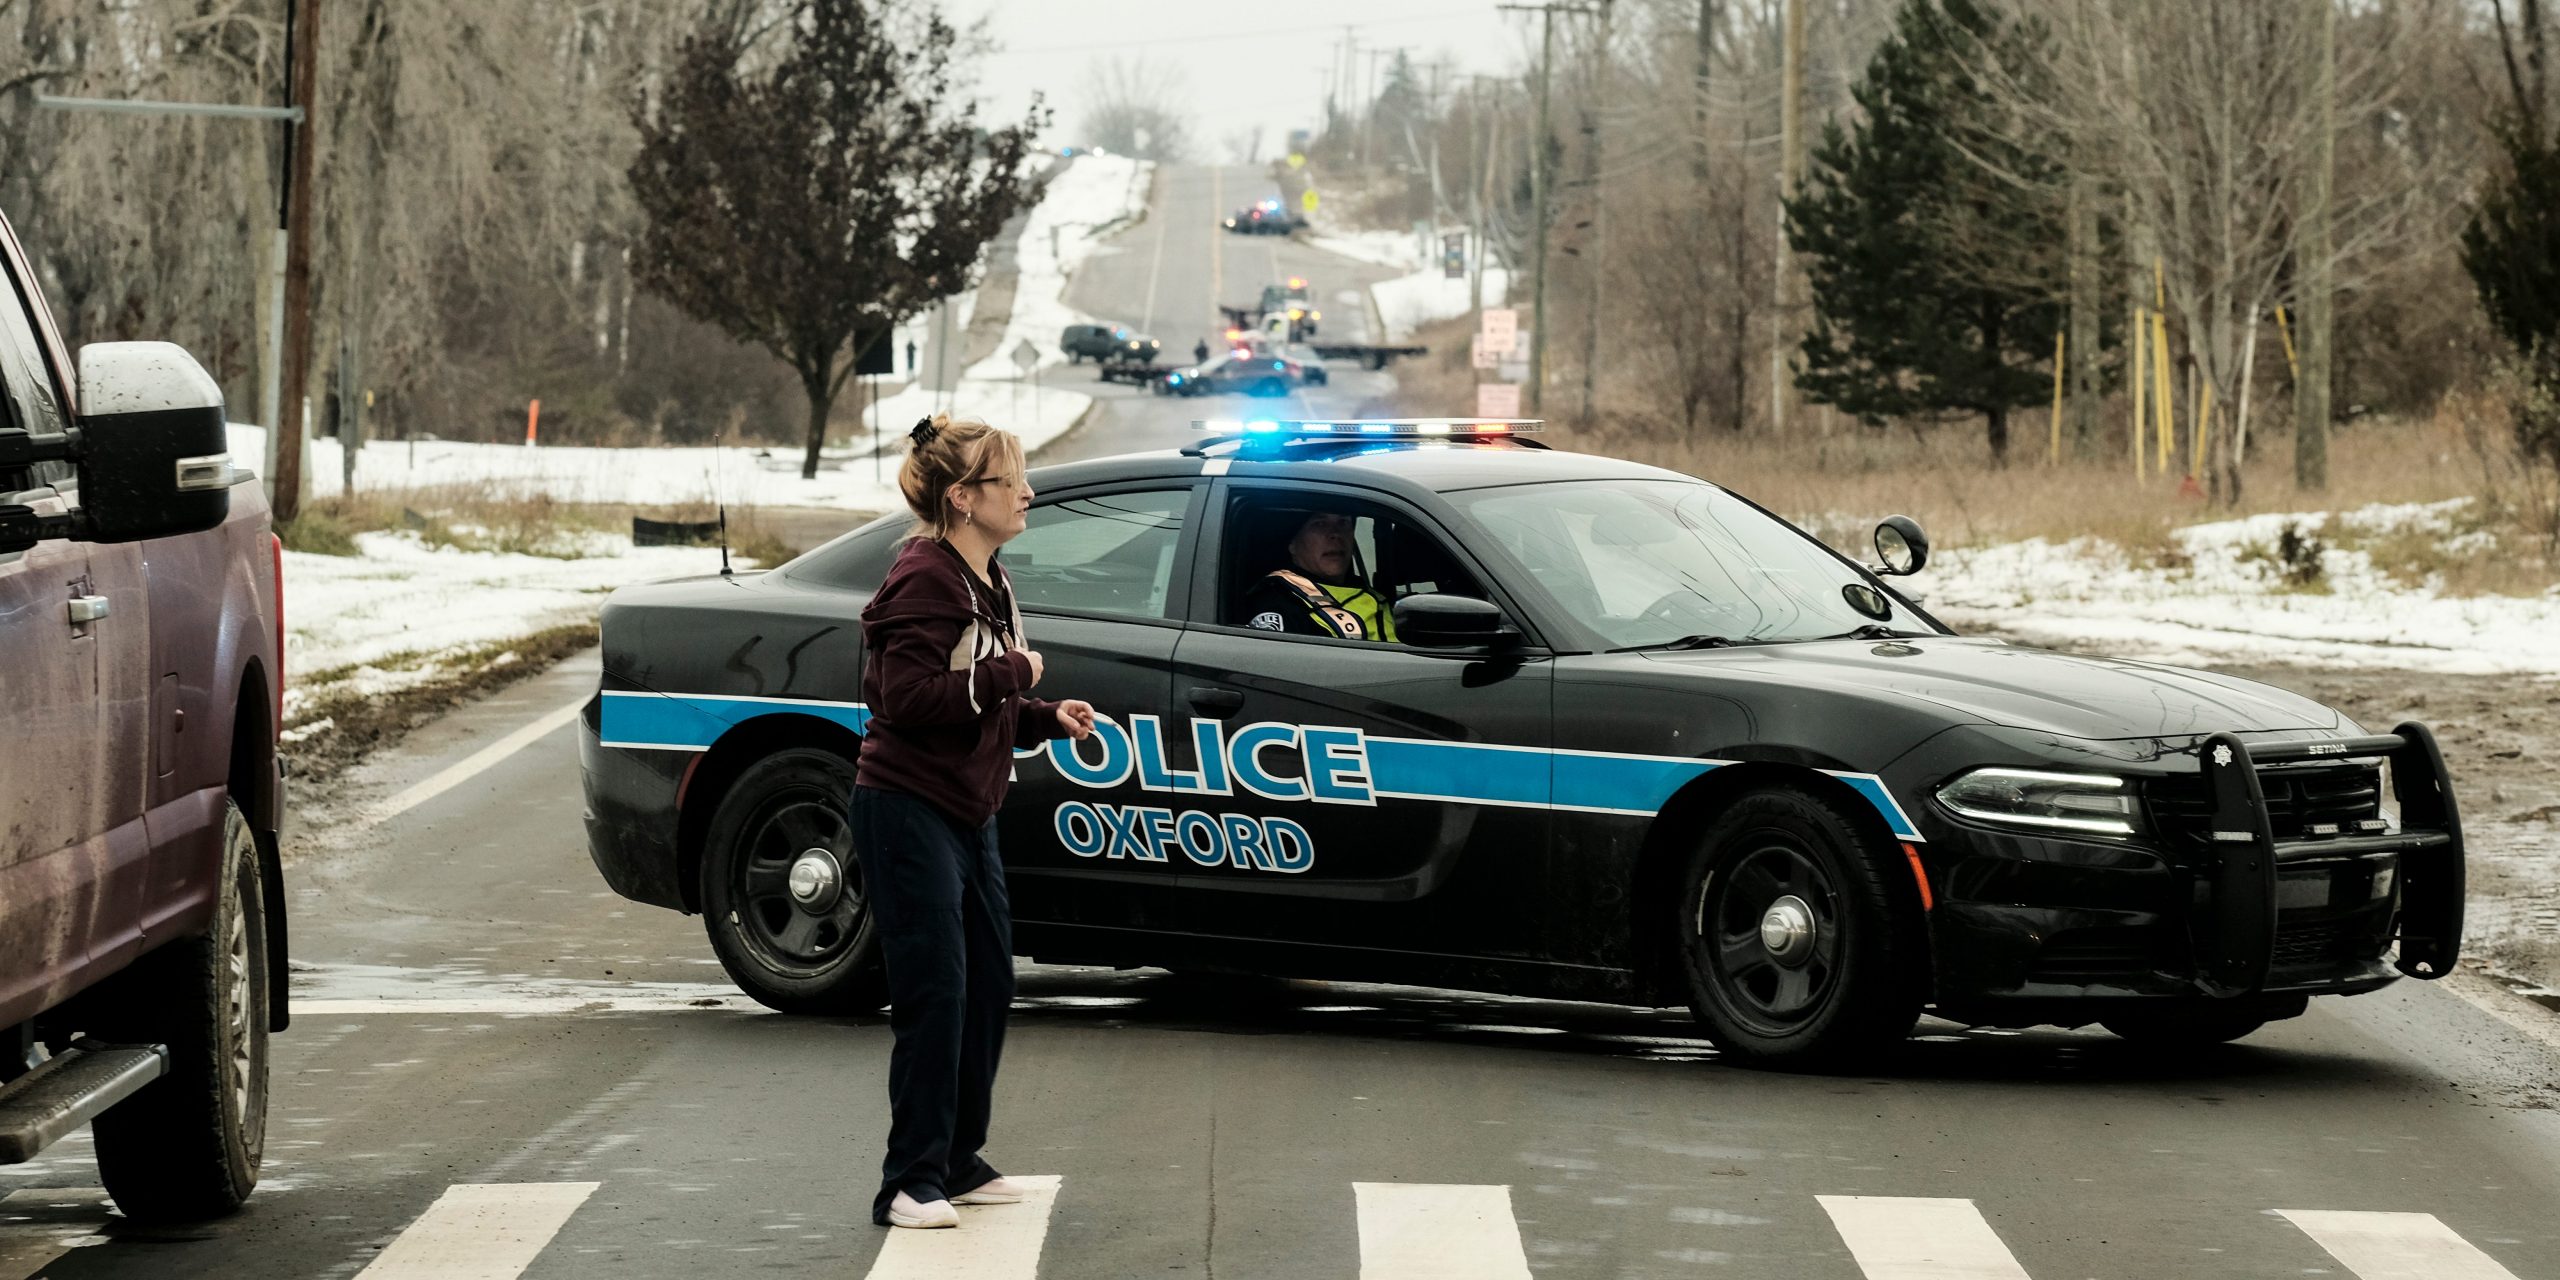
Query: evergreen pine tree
1785 0 2067 462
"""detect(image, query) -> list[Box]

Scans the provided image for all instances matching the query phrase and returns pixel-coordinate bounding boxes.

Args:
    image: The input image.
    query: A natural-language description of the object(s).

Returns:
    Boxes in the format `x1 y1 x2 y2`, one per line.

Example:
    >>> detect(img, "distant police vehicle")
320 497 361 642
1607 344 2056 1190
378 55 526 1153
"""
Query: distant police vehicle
578 420 2465 1066
1223 199 1299 235
1161 351 1322 398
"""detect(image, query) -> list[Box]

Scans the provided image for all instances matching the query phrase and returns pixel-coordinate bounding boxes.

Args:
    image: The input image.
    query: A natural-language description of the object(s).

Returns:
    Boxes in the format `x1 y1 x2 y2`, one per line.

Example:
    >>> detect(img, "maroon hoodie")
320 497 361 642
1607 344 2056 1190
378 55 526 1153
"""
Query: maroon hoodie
856 537 1066 828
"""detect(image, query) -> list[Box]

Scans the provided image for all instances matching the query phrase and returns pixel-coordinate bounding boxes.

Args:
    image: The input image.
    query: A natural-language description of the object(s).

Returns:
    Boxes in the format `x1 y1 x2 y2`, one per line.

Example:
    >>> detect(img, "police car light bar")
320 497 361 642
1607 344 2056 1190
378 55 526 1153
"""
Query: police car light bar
1190 418 1544 438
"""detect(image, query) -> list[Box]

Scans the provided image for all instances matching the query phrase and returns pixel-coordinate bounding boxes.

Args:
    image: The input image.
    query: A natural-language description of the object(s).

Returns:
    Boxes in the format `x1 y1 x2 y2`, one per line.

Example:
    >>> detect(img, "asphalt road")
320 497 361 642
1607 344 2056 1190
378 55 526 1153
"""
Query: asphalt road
6 651 2560 1279
1033 164 1415 467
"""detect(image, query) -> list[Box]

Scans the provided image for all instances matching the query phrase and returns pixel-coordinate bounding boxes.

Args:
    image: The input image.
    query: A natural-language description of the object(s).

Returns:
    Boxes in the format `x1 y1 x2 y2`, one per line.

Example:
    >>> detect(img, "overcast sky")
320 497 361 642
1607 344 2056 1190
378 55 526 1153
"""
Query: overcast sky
957 1 1534 162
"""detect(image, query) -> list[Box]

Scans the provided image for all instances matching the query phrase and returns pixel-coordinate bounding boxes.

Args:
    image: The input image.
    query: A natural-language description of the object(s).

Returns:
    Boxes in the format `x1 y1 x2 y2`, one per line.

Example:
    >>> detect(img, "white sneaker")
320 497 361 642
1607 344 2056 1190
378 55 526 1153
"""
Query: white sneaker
887 1190 958 1229
953 1176 1025 1205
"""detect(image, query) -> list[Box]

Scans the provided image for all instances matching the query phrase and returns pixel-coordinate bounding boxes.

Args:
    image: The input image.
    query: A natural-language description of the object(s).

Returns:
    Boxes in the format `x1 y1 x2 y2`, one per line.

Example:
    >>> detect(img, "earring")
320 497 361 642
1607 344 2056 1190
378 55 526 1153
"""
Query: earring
964 508 974 527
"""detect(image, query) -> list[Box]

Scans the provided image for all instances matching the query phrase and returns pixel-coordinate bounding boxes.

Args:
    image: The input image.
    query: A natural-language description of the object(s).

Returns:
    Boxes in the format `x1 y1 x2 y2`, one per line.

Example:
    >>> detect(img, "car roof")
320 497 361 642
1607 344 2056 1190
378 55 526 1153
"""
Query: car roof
1028 439 1701 498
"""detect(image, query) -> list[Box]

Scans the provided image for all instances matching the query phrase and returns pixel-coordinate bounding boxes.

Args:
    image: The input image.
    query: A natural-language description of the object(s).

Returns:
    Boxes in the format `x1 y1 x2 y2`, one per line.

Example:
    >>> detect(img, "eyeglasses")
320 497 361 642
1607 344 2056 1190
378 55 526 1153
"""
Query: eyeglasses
969 474 1024 490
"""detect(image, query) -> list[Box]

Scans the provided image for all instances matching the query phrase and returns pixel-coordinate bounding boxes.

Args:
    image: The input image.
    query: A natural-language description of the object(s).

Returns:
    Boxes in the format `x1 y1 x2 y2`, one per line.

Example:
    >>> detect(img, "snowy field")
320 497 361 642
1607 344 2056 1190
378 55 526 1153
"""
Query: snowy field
1306 227 1509 339
1928 499 2560 676
965 154 1153 381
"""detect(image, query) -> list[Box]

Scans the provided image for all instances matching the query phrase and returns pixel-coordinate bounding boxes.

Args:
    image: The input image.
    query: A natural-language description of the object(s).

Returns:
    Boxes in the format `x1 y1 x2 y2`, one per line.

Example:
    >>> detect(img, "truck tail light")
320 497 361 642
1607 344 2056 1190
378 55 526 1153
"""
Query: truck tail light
271 531 285 736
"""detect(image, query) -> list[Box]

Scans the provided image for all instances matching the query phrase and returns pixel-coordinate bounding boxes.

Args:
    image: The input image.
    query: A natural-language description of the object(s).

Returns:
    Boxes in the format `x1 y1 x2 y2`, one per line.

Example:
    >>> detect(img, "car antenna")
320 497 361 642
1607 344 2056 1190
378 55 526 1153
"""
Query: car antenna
713 426 734 578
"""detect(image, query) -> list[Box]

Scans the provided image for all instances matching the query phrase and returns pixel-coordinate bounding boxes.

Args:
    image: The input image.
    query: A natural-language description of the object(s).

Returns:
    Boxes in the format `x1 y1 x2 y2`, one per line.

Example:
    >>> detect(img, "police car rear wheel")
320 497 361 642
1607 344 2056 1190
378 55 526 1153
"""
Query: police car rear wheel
700 749 887 1015
1673 787 1926 1068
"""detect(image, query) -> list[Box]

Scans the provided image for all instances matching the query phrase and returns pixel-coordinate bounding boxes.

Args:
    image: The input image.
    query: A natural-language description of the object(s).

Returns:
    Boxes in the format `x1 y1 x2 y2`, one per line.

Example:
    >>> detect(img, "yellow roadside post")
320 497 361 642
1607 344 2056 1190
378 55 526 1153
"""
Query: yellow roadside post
2275 304 2301 383
2131 306 2148 479
2151 309 2174 476
2050 327 2066 465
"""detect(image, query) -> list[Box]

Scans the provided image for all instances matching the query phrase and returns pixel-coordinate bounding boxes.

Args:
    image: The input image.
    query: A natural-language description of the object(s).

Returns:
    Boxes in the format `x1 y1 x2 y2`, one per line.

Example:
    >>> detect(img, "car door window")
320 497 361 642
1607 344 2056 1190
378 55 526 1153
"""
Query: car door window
1004 488 1188 619
1213 489 1483 643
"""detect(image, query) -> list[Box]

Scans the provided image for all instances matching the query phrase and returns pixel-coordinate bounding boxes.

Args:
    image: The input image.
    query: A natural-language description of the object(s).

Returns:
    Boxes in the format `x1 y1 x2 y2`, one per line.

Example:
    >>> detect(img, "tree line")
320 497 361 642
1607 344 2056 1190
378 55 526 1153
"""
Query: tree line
1307 0 2551 504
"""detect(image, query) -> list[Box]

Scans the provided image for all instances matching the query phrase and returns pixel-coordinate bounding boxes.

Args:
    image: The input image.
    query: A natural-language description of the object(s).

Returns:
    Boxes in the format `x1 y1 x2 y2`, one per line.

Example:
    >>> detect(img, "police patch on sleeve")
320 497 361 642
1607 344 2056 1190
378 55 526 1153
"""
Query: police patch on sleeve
1249 611 1285 631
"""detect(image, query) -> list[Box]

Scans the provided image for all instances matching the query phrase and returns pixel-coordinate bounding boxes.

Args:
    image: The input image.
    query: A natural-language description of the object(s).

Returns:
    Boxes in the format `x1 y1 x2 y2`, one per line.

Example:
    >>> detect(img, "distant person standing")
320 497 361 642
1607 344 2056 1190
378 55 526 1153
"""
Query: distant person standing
1193 337 1211 365
854 414 1096 1230
906 339 920 375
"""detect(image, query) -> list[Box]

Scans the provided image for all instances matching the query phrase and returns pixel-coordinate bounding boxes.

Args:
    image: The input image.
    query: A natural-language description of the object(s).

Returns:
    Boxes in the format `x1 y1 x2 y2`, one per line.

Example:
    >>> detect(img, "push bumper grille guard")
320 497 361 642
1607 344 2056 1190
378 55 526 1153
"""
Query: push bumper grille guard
2194 722 2464 998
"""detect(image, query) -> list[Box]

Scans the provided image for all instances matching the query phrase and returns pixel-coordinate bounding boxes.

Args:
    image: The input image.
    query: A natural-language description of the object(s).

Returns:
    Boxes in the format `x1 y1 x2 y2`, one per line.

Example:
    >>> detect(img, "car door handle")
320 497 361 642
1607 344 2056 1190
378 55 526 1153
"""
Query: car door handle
1186 686 1246 718
68 595 108 625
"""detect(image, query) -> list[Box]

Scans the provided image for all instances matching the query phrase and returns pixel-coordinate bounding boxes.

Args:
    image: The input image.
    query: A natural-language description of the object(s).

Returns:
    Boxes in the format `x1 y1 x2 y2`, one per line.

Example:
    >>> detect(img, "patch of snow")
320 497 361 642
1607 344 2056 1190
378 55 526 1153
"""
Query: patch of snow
1307 228 1439 270
965 154 1155 380
280 530 725 720
1375 267 1510 340
1927 499 2560 676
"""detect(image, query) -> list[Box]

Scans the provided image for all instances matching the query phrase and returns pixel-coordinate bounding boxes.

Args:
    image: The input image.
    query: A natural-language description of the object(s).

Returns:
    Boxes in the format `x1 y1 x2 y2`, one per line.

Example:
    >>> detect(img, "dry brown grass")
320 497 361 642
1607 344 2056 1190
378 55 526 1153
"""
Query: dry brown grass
282 481 801 564
1381 314 2558 592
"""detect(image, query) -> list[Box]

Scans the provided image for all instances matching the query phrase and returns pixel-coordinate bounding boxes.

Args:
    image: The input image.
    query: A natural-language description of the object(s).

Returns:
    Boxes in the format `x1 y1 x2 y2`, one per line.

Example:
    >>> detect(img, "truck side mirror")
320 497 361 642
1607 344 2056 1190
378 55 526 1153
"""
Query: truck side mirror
73 342 234 544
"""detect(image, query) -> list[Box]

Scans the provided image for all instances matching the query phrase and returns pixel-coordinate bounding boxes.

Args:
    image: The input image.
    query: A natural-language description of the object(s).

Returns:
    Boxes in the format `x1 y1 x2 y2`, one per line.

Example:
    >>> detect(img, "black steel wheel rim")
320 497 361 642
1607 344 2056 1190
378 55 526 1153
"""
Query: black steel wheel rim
733 789 863 974
1698 838 1844 1034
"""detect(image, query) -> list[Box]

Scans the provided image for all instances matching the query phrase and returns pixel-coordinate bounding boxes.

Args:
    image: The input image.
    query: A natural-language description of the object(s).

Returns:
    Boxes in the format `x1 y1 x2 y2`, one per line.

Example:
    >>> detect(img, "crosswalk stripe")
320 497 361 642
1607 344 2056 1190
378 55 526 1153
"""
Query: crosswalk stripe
355 1181 598 1279
0 1188 111 1280
2279 1209 2522 1280
1353 1182 1533 1280
1817 1196 2034 1280
863 1174 1061 1279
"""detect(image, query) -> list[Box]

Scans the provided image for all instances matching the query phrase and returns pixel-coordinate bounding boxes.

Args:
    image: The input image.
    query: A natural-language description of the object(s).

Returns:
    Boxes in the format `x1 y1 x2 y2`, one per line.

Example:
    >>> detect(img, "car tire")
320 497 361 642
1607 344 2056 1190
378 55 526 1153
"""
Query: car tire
700 748 887 1015
1670 786 1927 1069
2099 996 2303 1046
90 797 270 1224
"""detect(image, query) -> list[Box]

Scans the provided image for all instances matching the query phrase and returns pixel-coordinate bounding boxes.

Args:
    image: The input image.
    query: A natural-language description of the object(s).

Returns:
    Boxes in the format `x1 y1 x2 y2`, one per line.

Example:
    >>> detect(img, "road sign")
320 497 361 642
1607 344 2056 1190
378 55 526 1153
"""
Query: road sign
1476 383 1522 418
1287 152 1306 169
1480 308 1518 356
1011 338 1040 373
1442 232 1466 280
1470 335 1497 370
1301 187 1320 216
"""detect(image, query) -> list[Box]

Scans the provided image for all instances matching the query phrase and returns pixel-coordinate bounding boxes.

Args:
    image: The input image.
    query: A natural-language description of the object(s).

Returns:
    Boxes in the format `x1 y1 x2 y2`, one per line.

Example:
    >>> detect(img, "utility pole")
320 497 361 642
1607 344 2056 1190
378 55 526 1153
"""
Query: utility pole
273 0 321 521
1499 1 1599 417
1772 0 1805 434
1473 81 1499 314
1579 0 1614 422
2296 0 2334 491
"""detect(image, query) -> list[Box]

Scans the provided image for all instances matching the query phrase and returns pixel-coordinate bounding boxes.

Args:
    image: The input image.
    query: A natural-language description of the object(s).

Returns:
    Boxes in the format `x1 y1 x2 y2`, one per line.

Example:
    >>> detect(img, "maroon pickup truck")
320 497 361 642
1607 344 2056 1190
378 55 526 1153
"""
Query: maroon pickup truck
0 207 286 1222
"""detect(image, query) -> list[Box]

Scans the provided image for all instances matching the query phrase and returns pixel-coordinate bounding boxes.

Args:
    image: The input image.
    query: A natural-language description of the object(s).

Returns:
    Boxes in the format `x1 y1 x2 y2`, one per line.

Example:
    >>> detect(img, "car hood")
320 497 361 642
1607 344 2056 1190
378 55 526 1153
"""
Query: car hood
1642 636 2343 741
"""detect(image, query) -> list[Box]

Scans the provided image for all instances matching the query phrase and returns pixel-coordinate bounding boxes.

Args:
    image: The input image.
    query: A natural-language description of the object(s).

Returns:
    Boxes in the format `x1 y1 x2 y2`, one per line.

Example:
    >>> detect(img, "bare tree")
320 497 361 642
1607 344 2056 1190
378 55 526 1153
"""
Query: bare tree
1974 0 2452 504
1078 55 1190 162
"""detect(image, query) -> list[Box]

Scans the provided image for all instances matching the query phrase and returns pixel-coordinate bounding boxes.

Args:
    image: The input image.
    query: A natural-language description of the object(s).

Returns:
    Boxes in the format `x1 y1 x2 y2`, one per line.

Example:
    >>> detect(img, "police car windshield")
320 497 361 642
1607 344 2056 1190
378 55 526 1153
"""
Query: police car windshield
1450 479 1921 649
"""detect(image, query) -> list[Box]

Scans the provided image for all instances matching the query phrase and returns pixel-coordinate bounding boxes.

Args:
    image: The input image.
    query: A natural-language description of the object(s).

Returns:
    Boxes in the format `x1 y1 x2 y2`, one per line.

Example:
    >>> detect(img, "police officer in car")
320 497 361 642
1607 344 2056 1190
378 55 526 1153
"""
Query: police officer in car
1234 510 1398 642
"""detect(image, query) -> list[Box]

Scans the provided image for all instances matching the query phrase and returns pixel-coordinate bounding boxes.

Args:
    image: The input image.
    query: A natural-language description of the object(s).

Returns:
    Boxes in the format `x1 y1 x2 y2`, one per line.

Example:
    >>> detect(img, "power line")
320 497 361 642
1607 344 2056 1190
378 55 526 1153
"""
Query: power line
981 8 1491 59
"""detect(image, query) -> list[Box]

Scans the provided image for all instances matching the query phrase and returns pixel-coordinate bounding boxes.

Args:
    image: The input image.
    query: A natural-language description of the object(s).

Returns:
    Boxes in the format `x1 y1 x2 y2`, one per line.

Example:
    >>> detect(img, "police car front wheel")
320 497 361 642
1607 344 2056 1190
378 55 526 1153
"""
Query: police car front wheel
699 748 888 1015
1672 786 1928 1068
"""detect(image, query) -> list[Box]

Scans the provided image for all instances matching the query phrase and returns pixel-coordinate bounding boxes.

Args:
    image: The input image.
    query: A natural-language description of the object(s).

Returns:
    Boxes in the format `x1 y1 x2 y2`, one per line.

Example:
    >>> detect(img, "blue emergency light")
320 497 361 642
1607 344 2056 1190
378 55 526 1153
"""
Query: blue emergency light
1190 418 1543 439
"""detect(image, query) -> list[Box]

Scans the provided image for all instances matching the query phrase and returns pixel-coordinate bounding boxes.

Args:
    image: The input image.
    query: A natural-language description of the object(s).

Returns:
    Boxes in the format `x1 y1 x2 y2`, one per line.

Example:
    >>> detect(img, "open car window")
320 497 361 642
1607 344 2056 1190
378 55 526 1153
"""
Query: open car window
1212 489 1484 643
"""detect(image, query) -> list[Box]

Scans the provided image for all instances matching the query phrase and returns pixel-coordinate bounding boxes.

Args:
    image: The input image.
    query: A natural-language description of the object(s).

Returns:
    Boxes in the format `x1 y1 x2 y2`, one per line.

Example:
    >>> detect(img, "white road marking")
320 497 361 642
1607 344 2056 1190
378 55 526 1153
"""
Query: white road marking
1353 1182 1532 1280
366 696 585 828
1141 170 1169 334
863 1173 1060 1279
2279 1209 2522 1280
0 1188 110 1279
296 995 769 1016
356 1181 598 1279
1817 1196 2033 1280
1208 166 1224 328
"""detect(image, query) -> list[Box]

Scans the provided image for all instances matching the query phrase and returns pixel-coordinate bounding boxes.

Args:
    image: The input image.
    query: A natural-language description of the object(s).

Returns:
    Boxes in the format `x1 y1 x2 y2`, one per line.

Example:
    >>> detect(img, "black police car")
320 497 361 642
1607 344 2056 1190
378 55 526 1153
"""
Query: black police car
579 421 2464 1066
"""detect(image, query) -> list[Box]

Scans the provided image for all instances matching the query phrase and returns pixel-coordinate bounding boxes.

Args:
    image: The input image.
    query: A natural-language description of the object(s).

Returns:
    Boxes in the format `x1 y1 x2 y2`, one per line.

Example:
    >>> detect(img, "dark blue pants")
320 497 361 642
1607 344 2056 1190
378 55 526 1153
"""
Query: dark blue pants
850 785 1013 1225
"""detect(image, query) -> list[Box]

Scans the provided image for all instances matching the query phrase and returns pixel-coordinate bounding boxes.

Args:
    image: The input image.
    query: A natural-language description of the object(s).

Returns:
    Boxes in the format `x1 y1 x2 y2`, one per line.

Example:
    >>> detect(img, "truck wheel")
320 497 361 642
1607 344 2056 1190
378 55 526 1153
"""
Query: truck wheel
701 748 887 1015
1671 787 1926 1069
91 797 270 1223
2100 996 2303 1046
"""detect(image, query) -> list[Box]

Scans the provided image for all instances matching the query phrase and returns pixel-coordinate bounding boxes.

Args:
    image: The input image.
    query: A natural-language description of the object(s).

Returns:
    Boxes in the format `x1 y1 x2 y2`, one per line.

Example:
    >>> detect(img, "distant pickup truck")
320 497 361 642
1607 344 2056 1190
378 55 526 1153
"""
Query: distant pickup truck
0 206 287 1224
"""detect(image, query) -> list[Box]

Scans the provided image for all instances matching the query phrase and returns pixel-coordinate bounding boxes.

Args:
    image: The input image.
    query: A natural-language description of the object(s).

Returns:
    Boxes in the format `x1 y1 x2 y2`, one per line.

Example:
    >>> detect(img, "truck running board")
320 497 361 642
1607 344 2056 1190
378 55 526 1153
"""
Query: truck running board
0 1041 169 1163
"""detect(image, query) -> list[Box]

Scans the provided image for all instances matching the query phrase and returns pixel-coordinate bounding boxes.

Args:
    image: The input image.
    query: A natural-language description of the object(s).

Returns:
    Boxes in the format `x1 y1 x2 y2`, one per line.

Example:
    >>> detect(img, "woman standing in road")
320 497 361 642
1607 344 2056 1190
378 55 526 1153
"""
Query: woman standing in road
853 414 1095 1230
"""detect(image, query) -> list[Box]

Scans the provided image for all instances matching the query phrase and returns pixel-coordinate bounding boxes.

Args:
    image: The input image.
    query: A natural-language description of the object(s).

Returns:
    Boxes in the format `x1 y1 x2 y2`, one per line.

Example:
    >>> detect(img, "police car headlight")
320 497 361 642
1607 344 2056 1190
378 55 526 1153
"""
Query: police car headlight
1936 768 2135 836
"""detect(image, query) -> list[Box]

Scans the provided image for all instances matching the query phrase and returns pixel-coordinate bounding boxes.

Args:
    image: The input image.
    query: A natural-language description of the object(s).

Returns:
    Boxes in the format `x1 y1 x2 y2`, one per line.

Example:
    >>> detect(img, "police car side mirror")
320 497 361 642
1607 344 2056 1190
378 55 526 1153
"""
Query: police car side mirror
1872 515 1929 576
1393 593 1515 649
